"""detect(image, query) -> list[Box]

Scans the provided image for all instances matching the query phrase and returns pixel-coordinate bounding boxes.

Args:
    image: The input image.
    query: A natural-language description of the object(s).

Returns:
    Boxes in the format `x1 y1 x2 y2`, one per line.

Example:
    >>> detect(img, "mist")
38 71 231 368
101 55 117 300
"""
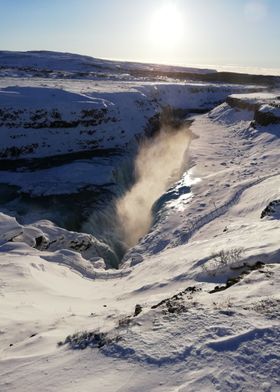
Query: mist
116 125 191 248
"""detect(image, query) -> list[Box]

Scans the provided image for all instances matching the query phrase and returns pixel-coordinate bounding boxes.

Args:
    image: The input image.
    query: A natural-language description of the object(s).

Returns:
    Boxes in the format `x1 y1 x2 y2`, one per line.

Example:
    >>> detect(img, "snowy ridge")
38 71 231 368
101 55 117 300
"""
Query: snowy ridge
0 50 216 78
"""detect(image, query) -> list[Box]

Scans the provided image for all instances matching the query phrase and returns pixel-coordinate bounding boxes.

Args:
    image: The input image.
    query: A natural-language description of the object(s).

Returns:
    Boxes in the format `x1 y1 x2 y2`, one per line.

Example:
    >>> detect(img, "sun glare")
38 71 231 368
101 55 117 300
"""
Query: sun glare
149 4 184 47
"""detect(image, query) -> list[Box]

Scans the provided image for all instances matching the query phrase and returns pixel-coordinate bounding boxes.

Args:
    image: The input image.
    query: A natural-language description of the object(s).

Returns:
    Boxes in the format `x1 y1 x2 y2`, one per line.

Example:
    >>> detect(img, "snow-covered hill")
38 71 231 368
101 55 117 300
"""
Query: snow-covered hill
0 50 216 79
0 52 279 392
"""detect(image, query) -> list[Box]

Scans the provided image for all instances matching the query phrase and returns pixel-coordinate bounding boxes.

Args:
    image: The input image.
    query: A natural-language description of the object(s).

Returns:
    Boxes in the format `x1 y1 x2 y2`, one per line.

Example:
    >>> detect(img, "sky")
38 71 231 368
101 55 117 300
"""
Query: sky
0 0 279 73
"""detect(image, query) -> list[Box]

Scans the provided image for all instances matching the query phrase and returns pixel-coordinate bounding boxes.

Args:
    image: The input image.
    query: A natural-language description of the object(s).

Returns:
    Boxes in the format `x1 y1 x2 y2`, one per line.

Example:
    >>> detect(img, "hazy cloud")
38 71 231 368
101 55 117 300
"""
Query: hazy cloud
116 126 191 248
244 0 268 21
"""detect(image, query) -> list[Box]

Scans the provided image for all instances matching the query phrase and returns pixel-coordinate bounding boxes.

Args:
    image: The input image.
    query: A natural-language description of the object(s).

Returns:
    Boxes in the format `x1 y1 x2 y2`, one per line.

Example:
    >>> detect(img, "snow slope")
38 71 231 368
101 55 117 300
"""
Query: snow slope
0 50 216 79
126 96 280 261
0 53 279 391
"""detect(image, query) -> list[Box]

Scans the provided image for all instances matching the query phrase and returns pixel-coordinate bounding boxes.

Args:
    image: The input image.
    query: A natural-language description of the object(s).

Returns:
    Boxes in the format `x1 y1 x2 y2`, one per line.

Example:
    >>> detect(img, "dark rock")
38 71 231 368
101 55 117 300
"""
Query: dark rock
209 261 265 294
261 200 280 219
134 304 142 317
255 109 280 126
35 236 44 248
226 96 259 111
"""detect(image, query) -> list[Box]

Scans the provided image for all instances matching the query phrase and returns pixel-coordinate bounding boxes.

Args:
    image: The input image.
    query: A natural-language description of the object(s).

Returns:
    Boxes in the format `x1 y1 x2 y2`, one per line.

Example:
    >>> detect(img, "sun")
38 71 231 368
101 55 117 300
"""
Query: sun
149 3 184 48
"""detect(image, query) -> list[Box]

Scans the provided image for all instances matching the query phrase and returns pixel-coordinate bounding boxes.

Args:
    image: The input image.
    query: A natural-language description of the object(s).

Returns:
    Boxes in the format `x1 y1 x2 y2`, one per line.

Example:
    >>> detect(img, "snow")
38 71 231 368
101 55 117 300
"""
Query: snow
0 51 279 391
0 213 22 244
259 104 280 118
0 50 217 76
229 92 277 105
0 161 115 196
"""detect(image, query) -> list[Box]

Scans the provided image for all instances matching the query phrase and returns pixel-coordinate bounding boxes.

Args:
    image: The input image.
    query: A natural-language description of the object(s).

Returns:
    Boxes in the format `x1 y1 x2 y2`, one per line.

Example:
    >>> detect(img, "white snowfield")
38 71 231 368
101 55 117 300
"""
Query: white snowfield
0 52 279 392
0 50 216 75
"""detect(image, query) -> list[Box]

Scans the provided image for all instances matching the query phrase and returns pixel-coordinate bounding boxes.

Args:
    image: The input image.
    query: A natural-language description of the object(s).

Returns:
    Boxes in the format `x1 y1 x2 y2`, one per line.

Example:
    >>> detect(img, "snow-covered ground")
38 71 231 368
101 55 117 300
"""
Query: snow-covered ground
0 52 279 391
0 50 216 78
